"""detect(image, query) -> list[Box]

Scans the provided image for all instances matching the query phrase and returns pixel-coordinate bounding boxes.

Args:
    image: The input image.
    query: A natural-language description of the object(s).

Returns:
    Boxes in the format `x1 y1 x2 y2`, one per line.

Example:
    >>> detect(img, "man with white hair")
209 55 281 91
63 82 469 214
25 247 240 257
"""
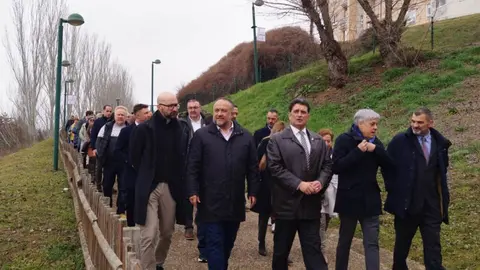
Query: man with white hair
95 106 129 212
332 108 393 270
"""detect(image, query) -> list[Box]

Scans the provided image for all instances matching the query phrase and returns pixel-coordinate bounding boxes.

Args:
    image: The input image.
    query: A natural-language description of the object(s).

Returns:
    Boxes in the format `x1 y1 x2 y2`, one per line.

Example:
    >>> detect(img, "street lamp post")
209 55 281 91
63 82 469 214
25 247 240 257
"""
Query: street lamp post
53 13 84 171
61 60 71 125
63 77 74 125
252 0 264 84
151 59 161 112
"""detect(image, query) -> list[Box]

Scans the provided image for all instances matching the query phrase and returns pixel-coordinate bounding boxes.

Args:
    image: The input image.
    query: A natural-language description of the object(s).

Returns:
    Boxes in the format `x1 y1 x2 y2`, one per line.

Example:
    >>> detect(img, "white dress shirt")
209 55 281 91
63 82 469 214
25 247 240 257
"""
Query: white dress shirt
98 122 126 138
217 122 234 141
290 125 311 153
190 116 203 132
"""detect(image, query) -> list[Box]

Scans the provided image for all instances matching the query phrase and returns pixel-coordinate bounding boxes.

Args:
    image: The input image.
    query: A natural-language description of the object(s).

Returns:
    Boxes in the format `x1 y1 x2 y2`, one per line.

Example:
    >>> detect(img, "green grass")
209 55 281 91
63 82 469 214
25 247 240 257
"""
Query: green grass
0 139 84 270
202 14 480 269
209 46 479 136
402 13 480 51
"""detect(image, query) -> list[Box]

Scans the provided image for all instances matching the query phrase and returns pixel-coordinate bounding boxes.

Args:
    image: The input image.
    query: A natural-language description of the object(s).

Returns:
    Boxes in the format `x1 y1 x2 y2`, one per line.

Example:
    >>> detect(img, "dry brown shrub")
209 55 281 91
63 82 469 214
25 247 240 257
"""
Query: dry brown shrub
177 27 322 106
0 113 33 156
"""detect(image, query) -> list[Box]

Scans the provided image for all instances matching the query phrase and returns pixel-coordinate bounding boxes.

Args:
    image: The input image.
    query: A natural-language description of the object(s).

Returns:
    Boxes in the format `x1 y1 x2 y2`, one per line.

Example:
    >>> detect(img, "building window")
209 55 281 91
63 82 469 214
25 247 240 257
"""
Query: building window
436 0 446 7
406 10 416 25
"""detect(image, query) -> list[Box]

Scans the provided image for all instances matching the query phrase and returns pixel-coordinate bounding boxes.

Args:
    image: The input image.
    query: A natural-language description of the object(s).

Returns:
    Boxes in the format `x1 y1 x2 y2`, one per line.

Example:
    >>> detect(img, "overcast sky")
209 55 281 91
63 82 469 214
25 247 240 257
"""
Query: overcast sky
0 0 307 113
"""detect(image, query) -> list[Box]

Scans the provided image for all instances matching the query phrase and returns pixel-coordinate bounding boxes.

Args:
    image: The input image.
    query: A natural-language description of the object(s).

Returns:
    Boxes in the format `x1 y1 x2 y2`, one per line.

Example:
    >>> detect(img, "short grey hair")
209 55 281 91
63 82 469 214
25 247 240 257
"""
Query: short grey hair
353 109 380 124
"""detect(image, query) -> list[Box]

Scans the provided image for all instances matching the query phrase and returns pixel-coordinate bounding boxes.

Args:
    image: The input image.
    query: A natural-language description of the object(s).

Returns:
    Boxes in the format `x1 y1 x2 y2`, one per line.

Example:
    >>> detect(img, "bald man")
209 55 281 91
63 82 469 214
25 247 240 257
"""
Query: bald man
186 97 260 270
130 92 191 270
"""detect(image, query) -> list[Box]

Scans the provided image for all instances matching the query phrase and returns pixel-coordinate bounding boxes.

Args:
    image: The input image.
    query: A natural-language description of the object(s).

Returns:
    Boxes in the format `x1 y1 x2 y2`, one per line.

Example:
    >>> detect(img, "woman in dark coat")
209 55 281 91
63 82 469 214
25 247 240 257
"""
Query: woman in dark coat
251 121 285 256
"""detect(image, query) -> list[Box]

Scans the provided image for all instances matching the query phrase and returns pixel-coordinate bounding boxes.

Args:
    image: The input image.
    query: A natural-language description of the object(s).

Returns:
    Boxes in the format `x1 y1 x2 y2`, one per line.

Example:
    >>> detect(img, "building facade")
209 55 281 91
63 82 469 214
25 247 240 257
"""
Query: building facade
330 0 480 41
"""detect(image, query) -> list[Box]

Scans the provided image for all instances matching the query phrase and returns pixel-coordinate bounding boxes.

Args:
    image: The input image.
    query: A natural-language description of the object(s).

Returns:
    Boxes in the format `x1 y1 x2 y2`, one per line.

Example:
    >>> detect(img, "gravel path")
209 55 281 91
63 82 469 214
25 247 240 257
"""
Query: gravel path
163 211 423 270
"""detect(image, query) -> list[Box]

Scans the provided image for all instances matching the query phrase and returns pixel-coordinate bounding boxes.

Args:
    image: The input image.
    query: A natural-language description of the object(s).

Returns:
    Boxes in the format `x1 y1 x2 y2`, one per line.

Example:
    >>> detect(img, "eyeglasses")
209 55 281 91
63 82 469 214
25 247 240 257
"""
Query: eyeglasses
159 103 180 109
187 106 200 110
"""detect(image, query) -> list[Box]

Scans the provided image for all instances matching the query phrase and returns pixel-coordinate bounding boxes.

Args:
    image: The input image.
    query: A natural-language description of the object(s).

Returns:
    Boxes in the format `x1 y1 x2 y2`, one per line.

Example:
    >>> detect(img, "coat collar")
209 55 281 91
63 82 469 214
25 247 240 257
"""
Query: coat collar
406 127 452 149
207 121 244 137
145 111 178 130
280 126 319 143
185 112 205 124
280 126 322 158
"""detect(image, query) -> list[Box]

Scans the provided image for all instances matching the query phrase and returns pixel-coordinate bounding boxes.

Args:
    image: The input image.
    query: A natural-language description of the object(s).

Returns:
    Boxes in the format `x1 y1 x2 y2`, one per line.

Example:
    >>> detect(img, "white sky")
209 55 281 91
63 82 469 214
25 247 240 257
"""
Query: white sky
0 0 307 113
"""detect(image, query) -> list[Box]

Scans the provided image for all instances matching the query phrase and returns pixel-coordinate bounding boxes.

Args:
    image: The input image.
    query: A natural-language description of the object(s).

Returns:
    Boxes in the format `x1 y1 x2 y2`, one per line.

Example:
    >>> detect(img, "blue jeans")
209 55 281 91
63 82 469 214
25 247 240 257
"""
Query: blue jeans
204 221 241 270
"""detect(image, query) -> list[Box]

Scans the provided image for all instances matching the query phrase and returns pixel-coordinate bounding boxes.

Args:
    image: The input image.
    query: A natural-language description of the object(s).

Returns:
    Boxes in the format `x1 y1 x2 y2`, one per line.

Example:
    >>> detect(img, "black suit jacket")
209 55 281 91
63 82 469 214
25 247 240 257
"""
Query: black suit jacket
183 113 212 140
254 124 271 148
114 123 137 189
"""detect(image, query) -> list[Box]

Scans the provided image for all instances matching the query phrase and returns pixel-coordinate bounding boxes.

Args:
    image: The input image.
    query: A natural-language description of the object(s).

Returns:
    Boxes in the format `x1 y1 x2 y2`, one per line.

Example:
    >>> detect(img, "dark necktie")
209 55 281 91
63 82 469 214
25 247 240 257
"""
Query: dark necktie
299 131 310 169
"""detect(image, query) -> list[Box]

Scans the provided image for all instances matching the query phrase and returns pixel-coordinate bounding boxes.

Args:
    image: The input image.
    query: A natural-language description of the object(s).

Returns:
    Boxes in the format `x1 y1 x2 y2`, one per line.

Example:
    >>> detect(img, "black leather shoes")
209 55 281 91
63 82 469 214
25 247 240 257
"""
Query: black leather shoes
259 242 267 256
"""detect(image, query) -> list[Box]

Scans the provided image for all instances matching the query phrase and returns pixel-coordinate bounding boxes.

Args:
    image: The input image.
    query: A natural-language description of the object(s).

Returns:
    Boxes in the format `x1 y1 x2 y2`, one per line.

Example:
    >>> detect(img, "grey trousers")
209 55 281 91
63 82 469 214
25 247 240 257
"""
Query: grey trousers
139 183 176 270
335 215 379 270
320 213 331 253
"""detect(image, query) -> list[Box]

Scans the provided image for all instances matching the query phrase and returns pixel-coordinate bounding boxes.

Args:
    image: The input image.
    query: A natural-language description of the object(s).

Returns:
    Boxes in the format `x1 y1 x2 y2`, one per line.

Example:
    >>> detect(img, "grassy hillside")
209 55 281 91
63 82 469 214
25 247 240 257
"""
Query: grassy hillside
205 14 480 269
0 140 83 269
402 13 480 51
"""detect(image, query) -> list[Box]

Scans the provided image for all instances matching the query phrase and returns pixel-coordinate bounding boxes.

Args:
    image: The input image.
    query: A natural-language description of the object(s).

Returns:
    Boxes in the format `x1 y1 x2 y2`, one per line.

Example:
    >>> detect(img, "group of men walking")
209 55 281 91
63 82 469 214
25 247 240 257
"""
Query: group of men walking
82 91 450 270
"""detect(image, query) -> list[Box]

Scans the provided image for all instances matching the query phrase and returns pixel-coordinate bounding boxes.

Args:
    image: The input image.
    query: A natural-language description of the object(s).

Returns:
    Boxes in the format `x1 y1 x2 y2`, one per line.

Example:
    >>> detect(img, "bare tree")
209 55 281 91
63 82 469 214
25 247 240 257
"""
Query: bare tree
5 0 136 131
266 0 348 88
3 0 48 138
78 34 98 111
64 27 84 117
356 0 411 66
40 0 67 132
91 41 113 110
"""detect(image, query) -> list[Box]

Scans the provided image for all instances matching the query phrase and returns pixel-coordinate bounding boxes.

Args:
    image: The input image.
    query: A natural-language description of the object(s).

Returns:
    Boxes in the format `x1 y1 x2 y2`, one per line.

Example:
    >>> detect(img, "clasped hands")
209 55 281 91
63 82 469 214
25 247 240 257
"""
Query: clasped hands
298 181 323 195
357 139 376 152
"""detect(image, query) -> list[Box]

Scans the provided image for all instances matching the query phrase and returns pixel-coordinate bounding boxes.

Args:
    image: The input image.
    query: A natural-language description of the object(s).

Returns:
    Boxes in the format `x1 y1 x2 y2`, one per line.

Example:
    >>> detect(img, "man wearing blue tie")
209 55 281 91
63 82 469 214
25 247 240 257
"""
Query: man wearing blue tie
384 107 451 270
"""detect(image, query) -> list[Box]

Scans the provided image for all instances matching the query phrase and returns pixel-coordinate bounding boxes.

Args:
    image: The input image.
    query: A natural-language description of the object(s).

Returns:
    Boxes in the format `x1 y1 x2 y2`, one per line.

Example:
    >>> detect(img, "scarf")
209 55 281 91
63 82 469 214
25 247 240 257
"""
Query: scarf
352 124 376 143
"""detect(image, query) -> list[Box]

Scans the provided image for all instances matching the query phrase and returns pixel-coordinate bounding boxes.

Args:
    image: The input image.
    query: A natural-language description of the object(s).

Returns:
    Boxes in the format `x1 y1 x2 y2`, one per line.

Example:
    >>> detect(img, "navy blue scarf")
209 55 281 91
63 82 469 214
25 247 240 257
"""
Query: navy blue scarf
352 124 376 143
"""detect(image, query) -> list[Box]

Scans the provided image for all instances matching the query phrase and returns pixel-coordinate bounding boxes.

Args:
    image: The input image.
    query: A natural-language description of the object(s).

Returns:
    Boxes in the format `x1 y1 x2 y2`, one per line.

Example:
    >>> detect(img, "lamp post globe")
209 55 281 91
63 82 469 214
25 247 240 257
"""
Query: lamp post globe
153 59 161 64
254 0 264 6
61 60 71 67
67 13 85 26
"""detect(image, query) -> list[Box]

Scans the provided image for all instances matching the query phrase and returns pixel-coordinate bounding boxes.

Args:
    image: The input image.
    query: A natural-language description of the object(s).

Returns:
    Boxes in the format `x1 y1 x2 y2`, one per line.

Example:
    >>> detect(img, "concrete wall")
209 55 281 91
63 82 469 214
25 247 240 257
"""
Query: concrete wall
435 0 480 20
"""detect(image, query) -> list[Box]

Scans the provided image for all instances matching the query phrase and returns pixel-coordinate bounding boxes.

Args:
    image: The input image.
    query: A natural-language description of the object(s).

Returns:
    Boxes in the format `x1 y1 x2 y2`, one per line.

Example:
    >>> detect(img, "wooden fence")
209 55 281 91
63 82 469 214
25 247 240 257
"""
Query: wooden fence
60 138 142 270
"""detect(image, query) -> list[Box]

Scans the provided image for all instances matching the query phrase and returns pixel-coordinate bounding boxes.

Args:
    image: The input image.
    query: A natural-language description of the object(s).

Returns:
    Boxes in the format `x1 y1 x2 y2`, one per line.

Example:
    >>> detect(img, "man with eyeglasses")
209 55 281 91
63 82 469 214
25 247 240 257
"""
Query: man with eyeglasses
130 92 190 270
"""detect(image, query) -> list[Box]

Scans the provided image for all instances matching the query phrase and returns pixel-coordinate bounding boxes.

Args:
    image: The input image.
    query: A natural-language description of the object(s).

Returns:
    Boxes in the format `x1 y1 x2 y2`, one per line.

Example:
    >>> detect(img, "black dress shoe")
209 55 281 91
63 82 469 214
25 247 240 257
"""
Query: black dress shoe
259 242 267 256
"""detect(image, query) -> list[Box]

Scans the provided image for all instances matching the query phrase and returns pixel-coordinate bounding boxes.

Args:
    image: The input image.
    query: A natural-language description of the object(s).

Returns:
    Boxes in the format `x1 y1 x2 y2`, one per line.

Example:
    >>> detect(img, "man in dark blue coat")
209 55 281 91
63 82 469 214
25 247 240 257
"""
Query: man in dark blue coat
384 108 451 270
90 105 113 190
182 99 212 243
114 103 150 227
253 109 279 148
186 97 260 270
